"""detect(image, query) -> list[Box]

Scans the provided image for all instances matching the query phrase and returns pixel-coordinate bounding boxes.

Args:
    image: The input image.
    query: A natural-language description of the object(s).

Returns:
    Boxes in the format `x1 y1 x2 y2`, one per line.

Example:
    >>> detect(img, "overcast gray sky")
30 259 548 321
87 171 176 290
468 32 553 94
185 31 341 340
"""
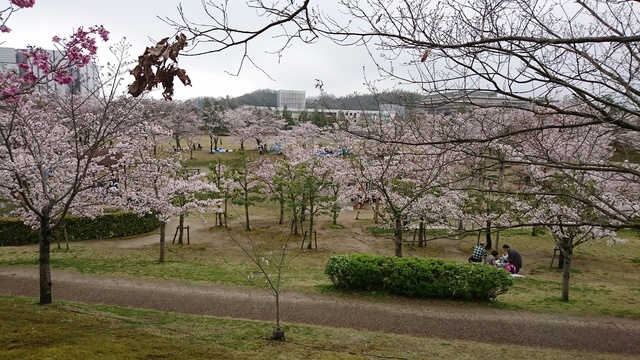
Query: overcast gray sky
2 0 399 100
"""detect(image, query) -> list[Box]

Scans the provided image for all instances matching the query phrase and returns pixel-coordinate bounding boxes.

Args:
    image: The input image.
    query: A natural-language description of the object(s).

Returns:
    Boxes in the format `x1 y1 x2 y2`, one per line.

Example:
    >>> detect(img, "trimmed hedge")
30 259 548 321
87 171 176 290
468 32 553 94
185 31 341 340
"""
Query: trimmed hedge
0 212 160 246
325 253 513 301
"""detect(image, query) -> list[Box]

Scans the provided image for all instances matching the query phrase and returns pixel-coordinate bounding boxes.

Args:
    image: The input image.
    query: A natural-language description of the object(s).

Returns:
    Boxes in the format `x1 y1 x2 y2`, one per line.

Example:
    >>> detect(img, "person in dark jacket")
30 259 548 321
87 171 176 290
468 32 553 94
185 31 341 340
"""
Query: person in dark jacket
502 244 523 273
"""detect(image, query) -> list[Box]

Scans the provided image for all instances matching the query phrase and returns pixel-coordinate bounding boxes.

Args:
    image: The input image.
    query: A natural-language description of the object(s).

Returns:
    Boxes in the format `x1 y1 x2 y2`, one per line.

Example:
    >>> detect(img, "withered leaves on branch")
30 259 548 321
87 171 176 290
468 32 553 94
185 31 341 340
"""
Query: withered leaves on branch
128 33 191 100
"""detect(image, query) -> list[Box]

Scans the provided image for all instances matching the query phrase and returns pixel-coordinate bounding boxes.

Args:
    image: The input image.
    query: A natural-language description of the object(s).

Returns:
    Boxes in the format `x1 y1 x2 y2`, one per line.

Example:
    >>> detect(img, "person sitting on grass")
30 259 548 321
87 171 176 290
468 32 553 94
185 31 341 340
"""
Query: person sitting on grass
505 260 517 274
468 242 487 263
484 250 499 266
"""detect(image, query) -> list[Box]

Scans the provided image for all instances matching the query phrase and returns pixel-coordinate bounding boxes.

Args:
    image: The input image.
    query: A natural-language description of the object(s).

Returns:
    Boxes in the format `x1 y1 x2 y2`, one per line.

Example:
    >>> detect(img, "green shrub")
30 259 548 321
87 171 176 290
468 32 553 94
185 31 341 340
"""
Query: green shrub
0 218 39 246
324 253 512 301
0 212 159 246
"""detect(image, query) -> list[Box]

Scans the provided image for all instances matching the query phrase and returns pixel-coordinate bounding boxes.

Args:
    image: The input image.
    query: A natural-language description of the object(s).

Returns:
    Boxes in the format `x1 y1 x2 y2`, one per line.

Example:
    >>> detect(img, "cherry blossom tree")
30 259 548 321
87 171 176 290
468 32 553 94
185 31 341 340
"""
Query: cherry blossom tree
199 98 226 152
150 99 202 156
111 120 218 262
255 157 287 225
282 146 337 248
343 113 466 257
227 150 265 231
0 40 149 304
505 113 639 300
224 105 285 150
208 158 231 227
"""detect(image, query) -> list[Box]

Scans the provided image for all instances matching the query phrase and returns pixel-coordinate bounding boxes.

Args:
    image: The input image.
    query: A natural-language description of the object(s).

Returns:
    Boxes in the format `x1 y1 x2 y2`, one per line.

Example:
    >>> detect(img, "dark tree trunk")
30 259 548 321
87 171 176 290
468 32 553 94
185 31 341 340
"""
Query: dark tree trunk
38 218 53 304
560 242 573 301
307 202 315 249
394 216 403 257
418 218 425 248
485 220 492 249
244 202 251 231
291 207 300 236
159 221 166 263
178 214 185 244
223 196 228 227
278 199 285 225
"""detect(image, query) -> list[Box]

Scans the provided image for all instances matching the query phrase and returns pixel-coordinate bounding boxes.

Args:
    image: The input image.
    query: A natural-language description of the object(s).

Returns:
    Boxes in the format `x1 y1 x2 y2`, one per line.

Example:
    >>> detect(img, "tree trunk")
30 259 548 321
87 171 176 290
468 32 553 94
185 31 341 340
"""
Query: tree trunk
394 216 403 257
560 243 573 301
159 221 166 263
485 220 492 249
38 219 53 304
223 197 228 227
244 202 251 231
290 208 299 236
373 200 380 224
278 199 285 225
178 214 185 244
307 204 315 249
418 218 425 247
532 226 539 236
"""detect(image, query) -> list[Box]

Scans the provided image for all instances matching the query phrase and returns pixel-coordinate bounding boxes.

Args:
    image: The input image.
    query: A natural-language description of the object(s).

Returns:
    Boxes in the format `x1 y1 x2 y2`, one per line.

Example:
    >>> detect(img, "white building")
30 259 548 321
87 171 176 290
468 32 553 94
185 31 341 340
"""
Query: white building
277 90 306 111
422 90 532 115
0 47 100 97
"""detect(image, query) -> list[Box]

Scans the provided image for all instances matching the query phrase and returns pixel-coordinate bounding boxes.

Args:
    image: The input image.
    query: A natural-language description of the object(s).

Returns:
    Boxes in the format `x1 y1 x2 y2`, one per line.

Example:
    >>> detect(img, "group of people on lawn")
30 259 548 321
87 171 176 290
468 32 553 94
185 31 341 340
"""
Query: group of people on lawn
469 243 523 274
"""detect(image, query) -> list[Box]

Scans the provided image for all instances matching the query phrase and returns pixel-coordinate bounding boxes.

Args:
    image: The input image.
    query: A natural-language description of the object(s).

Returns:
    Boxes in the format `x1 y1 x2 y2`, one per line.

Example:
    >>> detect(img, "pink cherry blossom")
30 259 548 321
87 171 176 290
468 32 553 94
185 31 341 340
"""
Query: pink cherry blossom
11 0 35 9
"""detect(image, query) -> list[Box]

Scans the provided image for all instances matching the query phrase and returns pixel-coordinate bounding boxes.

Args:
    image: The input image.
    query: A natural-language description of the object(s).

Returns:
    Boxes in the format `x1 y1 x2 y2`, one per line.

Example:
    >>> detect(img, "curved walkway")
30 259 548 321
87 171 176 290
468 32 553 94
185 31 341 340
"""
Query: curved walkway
1 265 639 356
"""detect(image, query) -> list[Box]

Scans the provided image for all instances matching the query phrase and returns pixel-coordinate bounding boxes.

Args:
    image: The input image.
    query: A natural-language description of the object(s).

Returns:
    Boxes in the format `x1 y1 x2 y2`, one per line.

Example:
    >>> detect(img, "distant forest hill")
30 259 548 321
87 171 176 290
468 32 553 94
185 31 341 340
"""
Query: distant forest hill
190 89 422 110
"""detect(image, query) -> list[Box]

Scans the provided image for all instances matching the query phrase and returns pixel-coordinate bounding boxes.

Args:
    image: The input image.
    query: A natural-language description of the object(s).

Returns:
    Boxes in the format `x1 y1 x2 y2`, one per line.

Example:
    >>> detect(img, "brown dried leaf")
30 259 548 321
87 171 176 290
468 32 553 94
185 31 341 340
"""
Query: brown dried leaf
128 33 191 100
420 50 429 62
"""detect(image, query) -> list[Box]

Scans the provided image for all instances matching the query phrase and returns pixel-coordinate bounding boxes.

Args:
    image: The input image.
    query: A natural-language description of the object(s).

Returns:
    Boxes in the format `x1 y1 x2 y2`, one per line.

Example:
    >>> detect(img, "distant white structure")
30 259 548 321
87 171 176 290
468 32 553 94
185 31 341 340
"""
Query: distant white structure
422 90 532 115
277 90 306 111
0 46 100 97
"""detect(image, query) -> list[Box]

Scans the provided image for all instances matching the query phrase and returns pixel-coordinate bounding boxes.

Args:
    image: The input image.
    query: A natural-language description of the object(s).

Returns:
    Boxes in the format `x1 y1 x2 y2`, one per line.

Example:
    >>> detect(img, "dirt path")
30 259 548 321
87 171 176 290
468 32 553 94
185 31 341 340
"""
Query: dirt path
1 265 639 356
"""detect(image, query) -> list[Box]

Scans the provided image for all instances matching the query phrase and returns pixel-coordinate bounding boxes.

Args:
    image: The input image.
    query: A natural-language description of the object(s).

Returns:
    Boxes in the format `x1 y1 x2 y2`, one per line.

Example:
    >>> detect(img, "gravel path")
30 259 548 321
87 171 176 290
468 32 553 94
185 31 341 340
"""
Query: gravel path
1 265 639 356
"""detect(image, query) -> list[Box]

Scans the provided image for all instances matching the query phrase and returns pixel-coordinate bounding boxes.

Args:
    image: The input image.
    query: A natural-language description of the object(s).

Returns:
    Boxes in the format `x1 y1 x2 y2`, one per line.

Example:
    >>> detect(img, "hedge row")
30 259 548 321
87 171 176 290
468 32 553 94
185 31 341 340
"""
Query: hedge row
324 253 513 301
0 212 160 246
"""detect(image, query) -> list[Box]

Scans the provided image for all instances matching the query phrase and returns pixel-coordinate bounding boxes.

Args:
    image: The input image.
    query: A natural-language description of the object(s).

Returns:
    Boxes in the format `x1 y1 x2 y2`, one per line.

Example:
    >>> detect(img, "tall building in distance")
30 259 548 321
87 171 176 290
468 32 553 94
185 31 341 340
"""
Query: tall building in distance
0 46 100 97
277 90 306 111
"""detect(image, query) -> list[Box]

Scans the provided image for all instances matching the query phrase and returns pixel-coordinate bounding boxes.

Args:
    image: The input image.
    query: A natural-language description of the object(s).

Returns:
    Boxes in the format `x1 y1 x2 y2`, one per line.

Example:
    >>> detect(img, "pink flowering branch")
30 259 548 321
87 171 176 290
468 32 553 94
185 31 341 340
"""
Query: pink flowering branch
0 0 35 33
0 25 110 102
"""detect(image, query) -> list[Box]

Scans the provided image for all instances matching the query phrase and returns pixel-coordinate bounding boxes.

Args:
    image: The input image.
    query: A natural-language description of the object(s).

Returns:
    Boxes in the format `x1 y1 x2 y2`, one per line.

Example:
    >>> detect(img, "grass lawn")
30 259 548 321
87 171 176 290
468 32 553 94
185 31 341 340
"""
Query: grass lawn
1 201 639 320
0 296 632 360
